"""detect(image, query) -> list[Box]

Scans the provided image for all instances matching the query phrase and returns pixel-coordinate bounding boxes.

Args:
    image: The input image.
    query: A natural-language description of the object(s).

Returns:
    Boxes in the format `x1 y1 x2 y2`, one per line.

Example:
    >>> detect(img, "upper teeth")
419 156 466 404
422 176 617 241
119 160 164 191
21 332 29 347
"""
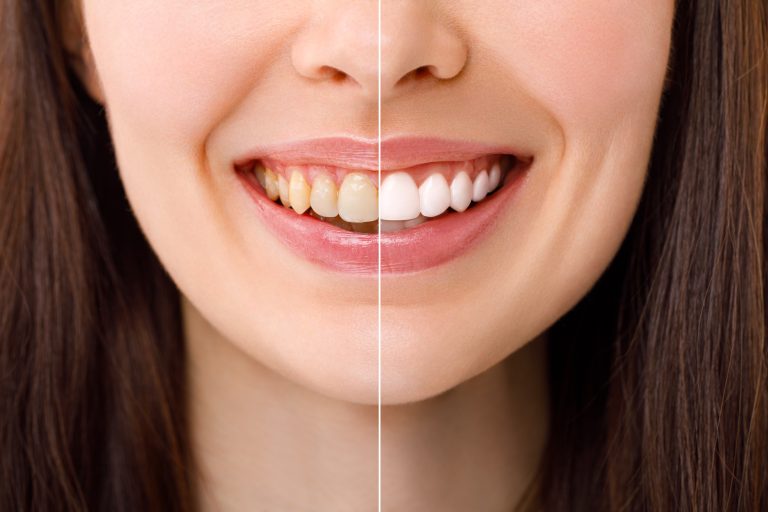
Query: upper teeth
449 172 473 212
254 162 505 224
418 174 451 218
288 170 311 214
309 173 339 217
337 173 378 223
379 172 420 220
472 170 489 203
379 166 502 220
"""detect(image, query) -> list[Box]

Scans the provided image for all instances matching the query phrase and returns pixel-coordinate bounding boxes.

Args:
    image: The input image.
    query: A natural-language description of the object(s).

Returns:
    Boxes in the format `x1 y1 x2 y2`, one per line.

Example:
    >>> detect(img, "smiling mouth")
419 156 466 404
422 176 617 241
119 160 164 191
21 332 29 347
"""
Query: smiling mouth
233 137 533 273
235 154 526 234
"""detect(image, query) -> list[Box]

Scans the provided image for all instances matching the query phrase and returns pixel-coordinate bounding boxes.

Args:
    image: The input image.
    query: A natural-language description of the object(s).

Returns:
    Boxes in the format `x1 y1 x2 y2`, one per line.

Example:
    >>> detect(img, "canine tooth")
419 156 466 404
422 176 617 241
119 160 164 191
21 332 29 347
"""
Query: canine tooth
338 173 378 223
264 169 280 201
380 172 420 221
278 174 291 207
489 162 501 190
450 172 473 212
419 174 451 217
310 173 339 217
288 170 310 214
472 170 489 202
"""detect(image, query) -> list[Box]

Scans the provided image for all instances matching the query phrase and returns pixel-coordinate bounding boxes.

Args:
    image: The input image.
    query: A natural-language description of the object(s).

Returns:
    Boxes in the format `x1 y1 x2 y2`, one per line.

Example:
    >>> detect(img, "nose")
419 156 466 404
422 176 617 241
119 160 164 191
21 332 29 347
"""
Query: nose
380 3 468 101
291 2 467 102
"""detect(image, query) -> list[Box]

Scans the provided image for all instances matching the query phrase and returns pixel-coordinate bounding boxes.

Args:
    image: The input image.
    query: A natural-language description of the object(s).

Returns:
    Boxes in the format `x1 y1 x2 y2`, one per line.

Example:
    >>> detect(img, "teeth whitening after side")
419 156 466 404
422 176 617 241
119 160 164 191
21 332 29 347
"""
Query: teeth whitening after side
248 156 514 233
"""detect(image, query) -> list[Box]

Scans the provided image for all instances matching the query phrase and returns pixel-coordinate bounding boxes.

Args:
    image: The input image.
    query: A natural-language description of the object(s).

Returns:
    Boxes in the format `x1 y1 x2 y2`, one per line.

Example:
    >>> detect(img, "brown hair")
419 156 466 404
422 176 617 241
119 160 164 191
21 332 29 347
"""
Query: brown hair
0 1 193 510
0 1 766 511
542 0 768 510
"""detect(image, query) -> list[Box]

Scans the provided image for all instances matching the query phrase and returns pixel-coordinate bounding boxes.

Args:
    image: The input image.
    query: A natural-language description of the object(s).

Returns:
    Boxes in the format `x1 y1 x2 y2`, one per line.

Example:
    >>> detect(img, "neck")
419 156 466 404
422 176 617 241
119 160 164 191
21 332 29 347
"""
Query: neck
381 341 549 511
185 299 549 512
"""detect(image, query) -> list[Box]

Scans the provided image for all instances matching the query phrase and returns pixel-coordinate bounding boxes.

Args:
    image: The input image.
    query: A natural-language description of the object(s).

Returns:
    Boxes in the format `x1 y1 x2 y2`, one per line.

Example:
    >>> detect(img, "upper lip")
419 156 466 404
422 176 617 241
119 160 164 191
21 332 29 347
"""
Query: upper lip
234 136 531 171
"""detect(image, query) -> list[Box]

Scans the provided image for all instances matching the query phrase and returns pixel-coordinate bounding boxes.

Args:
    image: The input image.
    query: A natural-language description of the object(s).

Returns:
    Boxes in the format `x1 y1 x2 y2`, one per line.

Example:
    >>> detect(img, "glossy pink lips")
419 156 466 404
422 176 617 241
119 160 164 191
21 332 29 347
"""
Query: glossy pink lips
234 137 531 274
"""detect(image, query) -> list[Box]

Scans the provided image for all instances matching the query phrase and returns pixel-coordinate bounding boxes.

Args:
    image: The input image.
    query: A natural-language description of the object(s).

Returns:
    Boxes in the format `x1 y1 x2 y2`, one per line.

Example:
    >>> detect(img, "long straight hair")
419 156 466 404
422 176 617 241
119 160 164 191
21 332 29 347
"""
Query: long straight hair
0 1 192 510
1 1 766 511
543 0 768 510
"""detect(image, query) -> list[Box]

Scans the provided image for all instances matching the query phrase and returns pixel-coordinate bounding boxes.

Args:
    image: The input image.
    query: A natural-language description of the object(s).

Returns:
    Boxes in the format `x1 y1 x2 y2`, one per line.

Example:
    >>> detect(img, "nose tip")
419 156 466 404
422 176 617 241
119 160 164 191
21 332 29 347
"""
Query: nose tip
291 4 467 102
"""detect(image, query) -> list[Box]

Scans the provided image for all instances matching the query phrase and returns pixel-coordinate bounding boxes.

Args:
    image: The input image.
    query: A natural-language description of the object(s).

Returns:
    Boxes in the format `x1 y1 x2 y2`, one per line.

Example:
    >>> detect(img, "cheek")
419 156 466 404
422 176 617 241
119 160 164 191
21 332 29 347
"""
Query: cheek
82 1 299 146
489 0 674 131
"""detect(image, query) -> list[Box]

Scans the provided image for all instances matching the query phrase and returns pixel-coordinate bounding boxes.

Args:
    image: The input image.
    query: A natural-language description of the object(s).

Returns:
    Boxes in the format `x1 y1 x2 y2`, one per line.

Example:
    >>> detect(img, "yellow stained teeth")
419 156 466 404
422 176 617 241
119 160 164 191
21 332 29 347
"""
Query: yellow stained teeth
255 166 266 188
310 173 339 218
288 170 310 214
278 174 291 208
338 172 378 223
264 169 280 201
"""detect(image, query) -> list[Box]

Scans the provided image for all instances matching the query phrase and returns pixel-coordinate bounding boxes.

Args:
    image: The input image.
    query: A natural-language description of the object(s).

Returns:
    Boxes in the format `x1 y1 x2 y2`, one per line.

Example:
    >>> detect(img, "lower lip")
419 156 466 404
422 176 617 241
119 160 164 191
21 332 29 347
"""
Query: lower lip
236 168 527 275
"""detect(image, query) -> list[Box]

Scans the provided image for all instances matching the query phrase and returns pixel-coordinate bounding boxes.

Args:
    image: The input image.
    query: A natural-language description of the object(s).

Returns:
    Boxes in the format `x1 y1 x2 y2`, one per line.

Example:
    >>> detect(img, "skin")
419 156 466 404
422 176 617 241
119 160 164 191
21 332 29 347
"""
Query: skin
381 0 674 402
71 0 674 510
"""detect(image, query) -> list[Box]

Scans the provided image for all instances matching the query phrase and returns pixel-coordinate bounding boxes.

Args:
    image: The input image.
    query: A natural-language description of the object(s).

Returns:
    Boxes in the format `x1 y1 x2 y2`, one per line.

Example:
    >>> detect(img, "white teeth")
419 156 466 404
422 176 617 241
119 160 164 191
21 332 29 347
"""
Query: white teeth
380 172 420 221
488 162 501 191
450 172 473 212
472 170 490 202
418 174 451 218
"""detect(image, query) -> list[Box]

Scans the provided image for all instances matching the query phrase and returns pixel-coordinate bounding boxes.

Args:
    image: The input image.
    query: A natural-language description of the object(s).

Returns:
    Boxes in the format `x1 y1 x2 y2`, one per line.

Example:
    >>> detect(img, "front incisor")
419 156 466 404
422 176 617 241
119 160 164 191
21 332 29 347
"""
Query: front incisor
338 173 378 223
310 173 339 217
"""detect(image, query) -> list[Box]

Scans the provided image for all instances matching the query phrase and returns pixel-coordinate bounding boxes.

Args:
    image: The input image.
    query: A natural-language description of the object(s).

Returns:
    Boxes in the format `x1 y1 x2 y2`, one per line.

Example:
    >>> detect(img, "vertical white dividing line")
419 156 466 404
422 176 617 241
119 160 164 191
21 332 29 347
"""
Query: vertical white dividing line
377 0 382 510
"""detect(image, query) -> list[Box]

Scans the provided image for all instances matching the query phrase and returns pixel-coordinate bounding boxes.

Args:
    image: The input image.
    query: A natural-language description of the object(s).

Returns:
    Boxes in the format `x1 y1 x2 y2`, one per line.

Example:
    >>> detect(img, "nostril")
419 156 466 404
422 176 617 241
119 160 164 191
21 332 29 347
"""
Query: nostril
395 65 438 87
316 65 352 84
414 65 432 77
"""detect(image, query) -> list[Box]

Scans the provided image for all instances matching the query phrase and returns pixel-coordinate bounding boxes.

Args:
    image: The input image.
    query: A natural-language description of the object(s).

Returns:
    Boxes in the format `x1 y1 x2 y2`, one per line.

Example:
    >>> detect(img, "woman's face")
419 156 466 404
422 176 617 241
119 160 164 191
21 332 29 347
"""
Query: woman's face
79 1 673 404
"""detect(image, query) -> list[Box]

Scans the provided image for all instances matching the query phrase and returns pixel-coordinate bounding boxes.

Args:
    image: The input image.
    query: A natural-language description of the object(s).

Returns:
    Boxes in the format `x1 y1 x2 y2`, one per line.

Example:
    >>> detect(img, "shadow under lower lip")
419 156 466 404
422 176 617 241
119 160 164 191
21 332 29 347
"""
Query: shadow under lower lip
236 164 529 275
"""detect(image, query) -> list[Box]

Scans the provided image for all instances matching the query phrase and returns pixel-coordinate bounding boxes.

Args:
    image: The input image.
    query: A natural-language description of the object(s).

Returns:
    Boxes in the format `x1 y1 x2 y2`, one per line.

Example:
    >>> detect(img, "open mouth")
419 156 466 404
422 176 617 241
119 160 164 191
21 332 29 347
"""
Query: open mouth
235 154 527 234
233 137 532 274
